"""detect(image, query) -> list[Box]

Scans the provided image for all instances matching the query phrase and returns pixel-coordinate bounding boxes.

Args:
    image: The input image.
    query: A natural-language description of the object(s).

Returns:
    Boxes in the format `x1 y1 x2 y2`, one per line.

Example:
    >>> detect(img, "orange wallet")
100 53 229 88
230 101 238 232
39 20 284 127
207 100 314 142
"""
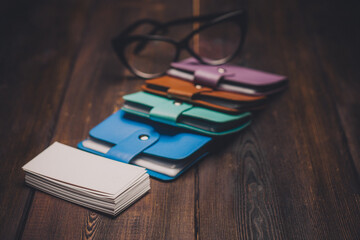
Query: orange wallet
142 76 266 113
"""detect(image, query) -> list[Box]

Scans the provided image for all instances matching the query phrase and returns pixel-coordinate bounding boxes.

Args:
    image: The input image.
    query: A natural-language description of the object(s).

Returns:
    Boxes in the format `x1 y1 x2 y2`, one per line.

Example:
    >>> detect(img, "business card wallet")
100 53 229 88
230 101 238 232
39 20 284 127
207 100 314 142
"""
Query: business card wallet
78 110 211 181
122 91 251 136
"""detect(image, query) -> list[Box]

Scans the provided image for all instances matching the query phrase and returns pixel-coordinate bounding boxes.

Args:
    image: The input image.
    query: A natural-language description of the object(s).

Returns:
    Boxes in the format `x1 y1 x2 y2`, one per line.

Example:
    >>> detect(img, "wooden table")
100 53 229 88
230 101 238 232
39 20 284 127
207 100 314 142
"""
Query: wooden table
1 0 359 239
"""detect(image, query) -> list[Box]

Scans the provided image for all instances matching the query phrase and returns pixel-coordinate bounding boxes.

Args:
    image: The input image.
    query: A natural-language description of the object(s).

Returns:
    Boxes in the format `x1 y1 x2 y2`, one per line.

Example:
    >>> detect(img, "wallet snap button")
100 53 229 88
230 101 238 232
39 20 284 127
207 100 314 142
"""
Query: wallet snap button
195 85 202 89
173 101 182 106
217 67 226 73
139 134 149 141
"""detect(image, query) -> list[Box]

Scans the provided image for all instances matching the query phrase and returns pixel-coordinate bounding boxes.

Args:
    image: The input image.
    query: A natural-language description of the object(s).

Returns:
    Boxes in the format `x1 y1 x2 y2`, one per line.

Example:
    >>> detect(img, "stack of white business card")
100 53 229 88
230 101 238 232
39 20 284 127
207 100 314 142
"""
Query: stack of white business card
22 142 150 216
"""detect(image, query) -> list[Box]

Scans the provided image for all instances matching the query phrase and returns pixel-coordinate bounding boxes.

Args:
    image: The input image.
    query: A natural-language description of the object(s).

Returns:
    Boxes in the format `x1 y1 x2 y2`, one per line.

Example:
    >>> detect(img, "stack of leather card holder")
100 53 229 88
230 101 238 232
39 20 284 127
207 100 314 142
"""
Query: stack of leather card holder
79 57 287 181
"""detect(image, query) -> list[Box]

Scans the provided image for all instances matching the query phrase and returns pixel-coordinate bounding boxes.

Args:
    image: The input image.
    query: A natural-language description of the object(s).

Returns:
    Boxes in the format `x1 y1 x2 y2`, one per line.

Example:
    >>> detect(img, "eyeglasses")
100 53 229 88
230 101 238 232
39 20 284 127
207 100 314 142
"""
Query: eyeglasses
112 10 248 79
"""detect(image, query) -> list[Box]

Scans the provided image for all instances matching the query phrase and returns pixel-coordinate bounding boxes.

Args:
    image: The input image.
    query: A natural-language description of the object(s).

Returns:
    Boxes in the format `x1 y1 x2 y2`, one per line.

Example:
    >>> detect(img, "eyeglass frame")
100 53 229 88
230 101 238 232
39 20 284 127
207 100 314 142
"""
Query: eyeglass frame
112 9 248 79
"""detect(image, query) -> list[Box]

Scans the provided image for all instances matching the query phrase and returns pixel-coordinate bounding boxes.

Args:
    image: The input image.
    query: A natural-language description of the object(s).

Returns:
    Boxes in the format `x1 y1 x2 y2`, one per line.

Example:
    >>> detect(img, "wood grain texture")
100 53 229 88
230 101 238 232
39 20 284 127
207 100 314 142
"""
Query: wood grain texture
0 0 359 239
0 1 93 239
300 0 360 182
196 0 360 239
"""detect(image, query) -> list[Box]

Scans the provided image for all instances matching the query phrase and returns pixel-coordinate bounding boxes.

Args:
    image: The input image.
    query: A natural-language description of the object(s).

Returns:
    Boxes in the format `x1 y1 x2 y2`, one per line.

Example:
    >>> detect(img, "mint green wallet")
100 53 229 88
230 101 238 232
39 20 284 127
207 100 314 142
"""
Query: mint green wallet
122 91 251 136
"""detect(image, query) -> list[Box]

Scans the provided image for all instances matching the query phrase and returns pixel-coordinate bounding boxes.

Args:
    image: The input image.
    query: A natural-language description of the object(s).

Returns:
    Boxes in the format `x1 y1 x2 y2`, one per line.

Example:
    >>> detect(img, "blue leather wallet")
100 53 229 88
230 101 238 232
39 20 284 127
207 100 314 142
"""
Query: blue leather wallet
78 110 212 181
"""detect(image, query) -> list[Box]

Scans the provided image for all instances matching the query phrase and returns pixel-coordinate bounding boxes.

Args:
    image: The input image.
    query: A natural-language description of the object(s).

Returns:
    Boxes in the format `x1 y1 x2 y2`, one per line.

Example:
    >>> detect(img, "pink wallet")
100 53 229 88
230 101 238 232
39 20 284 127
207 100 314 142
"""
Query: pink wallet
167 57 288 96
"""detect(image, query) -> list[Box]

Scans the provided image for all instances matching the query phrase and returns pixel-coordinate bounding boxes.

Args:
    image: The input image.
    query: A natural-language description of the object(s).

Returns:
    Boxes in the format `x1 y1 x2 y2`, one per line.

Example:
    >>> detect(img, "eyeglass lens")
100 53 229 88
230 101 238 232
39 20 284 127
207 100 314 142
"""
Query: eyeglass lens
124 40 177 77
189 20 243 64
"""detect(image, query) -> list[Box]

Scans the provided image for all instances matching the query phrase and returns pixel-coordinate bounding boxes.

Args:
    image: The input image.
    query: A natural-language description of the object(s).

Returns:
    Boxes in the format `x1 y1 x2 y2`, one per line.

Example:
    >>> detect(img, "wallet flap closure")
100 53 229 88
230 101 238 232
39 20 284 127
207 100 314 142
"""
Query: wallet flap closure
149 100 192 123
194 69 234 88
167 85 211 101
144 76 213 101
107 129 160 163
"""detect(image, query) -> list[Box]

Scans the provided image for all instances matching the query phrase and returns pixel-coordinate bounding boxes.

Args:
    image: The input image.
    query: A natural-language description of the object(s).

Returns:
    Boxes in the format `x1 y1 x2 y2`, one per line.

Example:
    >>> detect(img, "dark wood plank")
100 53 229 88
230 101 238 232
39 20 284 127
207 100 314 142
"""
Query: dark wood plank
196 0 360 239
300 0 360 181
255 1 360 238
21 1 196 239
0 1 93 239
